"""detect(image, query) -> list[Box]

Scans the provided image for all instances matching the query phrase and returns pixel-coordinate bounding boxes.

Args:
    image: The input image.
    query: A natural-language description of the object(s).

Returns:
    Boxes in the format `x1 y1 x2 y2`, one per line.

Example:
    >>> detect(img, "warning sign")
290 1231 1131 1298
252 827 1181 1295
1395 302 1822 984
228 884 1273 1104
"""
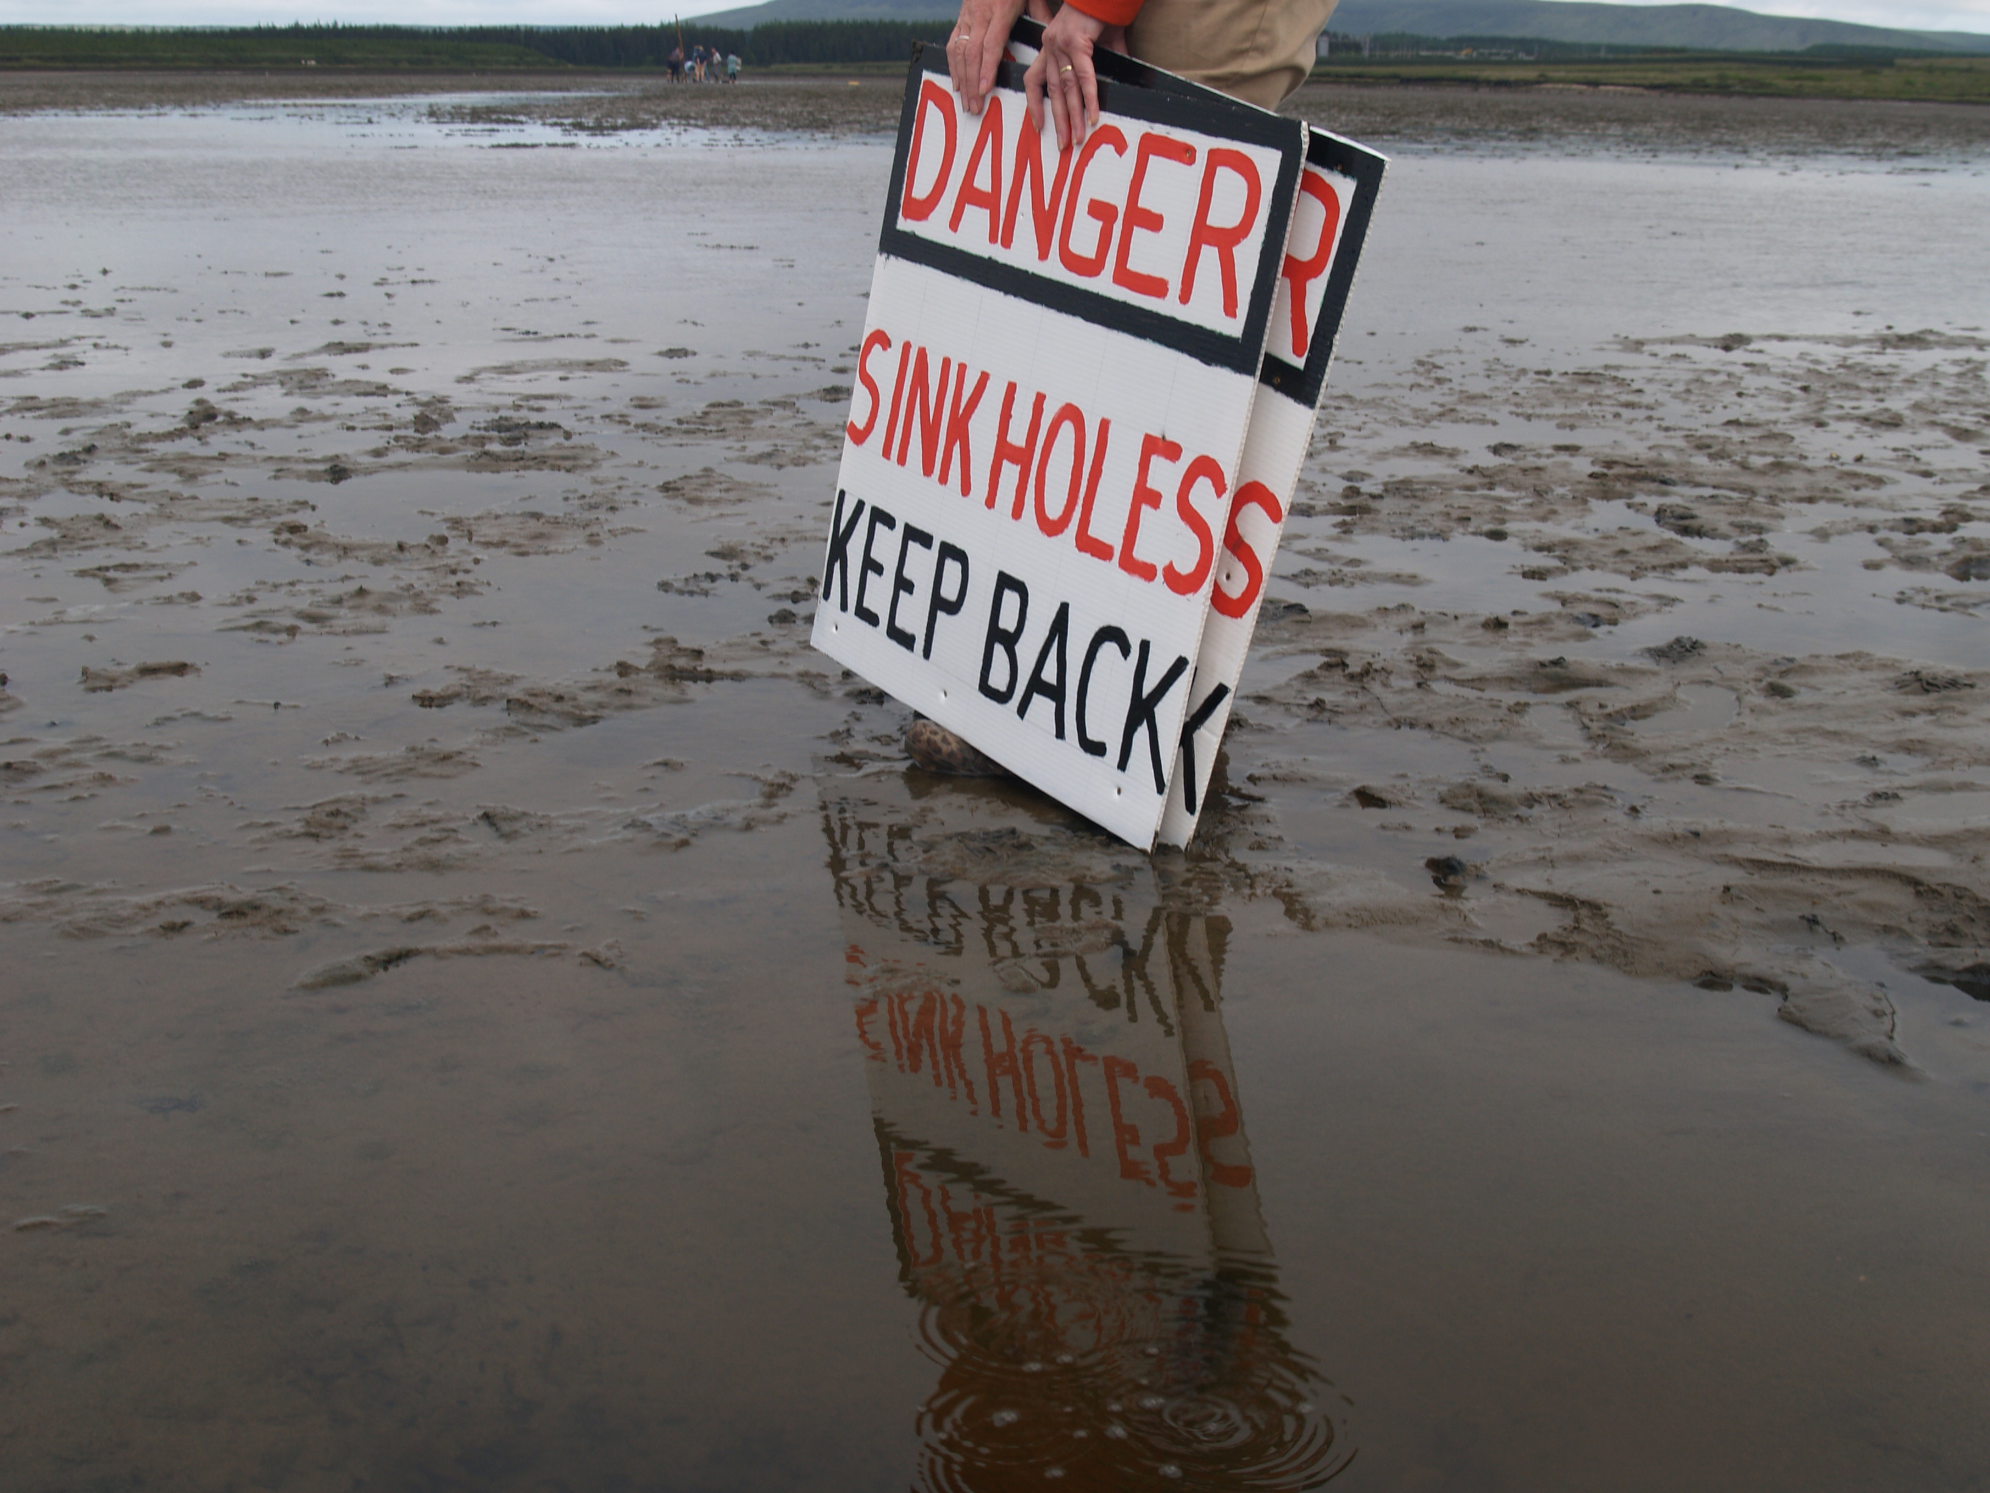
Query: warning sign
1159 126 1386 846
813 39 1382 849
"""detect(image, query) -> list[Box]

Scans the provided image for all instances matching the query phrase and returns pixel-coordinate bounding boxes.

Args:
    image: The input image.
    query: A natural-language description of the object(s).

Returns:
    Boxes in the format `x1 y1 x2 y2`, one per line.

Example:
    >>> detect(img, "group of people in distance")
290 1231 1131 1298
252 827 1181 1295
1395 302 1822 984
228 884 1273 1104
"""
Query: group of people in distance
668 43 741 83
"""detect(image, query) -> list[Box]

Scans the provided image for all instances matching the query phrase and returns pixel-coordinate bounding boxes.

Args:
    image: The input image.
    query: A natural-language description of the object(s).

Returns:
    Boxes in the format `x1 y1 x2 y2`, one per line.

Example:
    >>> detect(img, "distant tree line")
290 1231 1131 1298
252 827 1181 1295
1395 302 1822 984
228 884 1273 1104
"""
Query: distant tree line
0 20 959 70
1317 29 1948 63
1322 30 1678 59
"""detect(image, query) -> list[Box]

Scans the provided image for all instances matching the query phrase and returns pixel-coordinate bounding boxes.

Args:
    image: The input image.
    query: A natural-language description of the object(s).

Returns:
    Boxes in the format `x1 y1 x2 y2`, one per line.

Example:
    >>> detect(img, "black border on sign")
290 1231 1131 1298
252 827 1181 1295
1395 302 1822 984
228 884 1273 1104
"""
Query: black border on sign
1008 16 1388 408
1260 129 1387 407
881 43 1305 380
1012 13 1195 97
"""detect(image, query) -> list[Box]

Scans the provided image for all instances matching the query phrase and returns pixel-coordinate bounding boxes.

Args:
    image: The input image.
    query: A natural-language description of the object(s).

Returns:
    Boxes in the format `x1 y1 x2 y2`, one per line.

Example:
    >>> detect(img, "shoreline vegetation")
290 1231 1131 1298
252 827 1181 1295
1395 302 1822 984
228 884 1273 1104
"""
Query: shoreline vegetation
1 22 1987 105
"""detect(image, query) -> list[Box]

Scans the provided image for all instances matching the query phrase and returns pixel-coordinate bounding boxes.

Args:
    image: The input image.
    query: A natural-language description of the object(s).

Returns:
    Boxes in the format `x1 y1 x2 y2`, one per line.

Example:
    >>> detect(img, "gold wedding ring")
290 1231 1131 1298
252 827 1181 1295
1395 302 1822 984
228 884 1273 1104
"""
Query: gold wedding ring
1060 64 1074 72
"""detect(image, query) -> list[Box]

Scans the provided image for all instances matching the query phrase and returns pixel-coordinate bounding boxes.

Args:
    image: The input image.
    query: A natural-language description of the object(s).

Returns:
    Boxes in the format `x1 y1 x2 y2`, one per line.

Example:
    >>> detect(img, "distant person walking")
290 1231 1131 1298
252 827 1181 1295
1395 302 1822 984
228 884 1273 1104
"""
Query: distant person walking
725 51 741 83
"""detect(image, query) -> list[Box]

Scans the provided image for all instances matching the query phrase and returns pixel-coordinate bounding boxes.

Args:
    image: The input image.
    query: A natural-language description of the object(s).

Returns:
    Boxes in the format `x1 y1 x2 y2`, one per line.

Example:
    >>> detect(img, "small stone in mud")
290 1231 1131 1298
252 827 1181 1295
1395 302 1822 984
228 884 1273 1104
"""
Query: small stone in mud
1424 855 1472 891
1896 669 1974 694
136 1095 203 1116
294 946 426 989
1653 504 1717 538
1921 963 1990 1002
1645 636 1706 664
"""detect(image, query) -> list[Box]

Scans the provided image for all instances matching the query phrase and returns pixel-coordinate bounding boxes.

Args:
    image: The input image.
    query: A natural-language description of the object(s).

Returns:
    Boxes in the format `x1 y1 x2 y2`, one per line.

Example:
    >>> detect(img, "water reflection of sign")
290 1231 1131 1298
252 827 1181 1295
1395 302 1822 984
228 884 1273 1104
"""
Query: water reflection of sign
813 47 1306 848
821 779 1354 1489
858 937 1219 1257
885 1142 1342 1493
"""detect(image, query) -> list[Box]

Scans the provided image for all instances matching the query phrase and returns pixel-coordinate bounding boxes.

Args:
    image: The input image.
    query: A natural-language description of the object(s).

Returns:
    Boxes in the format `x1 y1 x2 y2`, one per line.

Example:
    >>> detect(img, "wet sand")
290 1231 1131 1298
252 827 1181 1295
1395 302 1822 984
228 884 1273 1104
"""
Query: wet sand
1 73 1987 1491
11 66 1990 156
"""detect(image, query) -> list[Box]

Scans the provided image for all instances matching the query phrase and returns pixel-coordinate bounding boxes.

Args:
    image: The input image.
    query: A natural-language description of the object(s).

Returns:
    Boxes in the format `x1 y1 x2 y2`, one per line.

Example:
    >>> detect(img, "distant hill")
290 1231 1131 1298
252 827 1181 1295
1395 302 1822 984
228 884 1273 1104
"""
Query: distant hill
686 0 1990 54
1329 2 1990 52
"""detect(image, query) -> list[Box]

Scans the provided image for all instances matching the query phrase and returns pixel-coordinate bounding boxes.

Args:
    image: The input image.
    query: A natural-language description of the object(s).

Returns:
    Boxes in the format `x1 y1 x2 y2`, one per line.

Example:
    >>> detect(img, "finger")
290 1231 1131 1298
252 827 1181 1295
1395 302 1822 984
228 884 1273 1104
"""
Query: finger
1053 58 1082 151
1025 51 1049 137
1078 56 1100 139
1045 56 1069 151
975 29 1008 108
946 29 968 101
949 27 980 112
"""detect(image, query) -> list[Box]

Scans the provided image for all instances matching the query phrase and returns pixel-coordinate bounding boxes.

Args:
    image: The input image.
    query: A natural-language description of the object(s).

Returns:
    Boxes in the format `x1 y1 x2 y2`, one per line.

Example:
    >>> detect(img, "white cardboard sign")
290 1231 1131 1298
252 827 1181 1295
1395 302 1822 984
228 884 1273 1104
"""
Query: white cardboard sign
813 42 1381 850
1158 129 1386 846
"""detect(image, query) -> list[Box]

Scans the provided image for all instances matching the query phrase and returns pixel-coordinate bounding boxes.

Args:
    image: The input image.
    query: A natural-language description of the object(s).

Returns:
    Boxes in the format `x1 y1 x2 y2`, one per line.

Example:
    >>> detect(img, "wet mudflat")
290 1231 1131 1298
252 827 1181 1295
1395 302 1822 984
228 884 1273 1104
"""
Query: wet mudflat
1 75 1987 1492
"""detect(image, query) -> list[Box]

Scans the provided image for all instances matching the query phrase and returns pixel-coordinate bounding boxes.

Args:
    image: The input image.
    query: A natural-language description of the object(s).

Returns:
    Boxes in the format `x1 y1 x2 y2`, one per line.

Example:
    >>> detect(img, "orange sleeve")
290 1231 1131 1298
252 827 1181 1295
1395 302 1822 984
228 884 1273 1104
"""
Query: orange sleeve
1067 0 1145 28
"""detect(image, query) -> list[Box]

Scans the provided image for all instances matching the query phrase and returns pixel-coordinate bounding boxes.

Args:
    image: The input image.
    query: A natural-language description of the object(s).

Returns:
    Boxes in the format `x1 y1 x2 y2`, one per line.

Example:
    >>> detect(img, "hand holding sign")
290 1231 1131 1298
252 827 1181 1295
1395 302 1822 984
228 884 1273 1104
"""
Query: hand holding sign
1024 2 1117 152
816 36 1382 850
946 0 1045 116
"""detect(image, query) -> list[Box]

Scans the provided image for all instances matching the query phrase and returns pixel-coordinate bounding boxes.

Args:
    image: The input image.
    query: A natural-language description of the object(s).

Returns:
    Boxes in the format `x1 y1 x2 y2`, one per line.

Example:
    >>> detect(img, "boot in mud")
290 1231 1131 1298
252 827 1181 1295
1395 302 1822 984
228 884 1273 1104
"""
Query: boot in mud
904 718 1009 778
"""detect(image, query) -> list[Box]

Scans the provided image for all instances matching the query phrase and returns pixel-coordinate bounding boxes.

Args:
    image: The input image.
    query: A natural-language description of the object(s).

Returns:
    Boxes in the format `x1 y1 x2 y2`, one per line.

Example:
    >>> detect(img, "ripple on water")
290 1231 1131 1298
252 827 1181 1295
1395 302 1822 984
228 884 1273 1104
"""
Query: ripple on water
910 1258 1352 1490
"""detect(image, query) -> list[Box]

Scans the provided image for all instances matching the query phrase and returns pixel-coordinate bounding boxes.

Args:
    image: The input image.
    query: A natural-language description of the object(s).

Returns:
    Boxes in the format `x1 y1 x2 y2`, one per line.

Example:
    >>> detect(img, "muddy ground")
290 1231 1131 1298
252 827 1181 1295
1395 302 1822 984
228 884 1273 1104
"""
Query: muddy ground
4 74 1984 1064
1 70 1986 1493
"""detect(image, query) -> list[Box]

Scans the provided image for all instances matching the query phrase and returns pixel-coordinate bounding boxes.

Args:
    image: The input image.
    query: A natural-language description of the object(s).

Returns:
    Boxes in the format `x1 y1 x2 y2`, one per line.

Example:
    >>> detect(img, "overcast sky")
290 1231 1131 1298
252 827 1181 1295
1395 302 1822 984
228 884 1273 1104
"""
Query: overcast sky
5 0 1987 35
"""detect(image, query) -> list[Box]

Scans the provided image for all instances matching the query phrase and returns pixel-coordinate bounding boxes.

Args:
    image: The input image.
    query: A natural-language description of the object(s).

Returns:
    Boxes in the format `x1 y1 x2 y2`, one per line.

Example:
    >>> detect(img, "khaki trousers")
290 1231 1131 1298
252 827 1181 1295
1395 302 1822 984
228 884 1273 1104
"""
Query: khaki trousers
1125 0 1338 109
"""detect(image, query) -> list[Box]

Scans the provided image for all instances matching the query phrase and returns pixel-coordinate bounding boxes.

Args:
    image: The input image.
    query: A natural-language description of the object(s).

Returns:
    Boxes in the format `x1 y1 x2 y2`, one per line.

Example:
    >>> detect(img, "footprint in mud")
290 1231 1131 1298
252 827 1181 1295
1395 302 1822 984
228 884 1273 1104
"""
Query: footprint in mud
79 660 200 692
12 1204 109 1233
